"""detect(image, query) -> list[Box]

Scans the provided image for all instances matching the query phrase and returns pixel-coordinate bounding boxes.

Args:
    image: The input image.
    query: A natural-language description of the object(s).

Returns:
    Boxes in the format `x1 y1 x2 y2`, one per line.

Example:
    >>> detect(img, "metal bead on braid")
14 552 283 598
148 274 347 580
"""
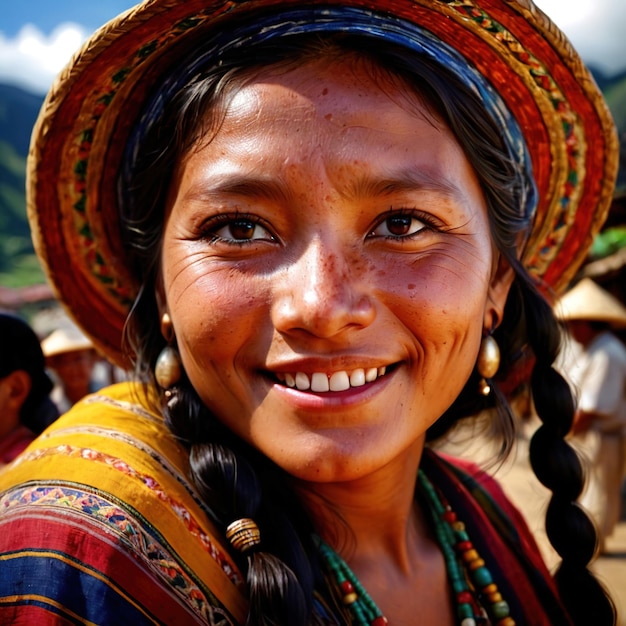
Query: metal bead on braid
477 334 500 396
226 518 262 553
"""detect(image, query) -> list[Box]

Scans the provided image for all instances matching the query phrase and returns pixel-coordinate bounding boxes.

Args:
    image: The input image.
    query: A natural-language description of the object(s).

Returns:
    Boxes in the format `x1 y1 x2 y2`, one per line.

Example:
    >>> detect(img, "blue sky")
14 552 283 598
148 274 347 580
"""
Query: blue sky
2 0 626 95
2 2 136 38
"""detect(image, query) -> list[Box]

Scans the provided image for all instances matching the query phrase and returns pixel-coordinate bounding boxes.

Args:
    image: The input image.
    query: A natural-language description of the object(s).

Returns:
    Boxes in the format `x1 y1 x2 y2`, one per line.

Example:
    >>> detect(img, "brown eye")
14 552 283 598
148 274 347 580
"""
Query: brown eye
370 213 426 238
386 215 413 236
212 218 274 242
229 219 257 240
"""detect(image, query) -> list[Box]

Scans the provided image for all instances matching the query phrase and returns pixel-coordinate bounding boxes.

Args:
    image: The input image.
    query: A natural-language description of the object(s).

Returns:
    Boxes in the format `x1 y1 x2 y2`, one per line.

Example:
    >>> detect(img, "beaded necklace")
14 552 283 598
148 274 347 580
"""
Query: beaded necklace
315 469 515 626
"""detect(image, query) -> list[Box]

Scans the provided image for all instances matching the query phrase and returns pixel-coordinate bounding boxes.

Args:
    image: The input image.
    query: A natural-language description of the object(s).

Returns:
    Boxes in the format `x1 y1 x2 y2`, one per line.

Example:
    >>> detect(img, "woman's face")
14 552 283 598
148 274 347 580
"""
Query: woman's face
160 58 511 482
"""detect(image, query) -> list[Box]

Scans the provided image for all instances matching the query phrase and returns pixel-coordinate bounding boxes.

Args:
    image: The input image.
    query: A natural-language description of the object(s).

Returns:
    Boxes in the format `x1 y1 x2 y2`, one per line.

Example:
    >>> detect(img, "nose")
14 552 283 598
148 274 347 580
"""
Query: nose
271 237 376 339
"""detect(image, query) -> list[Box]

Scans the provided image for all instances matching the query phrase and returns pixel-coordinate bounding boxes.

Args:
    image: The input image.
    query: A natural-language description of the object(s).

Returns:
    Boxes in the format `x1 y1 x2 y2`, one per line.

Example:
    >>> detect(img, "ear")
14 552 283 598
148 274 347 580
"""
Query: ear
485 255 515 331
6 370 32 409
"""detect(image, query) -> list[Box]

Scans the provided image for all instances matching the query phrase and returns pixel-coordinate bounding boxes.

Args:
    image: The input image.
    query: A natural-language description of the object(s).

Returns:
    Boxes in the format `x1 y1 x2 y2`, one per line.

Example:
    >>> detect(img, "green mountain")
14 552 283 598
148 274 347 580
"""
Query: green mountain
1 68 625 289
0 84 45 287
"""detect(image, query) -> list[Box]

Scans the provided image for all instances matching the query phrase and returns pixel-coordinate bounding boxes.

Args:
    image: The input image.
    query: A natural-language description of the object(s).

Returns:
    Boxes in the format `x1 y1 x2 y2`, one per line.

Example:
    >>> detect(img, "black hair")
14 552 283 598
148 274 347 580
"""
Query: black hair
121 33 615 625
0 313 59 434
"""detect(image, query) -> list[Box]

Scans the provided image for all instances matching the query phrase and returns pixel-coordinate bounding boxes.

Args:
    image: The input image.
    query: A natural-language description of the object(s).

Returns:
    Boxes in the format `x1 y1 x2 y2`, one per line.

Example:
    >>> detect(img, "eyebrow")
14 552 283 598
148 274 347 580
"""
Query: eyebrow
341 168 463 201
183 167 463 206
182 175 290 208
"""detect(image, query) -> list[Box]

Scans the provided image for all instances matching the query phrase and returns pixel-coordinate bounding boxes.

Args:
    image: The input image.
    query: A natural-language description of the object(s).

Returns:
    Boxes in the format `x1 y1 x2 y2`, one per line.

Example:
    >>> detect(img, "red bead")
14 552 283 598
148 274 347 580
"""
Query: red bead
457 540 473 552
371 618 388 626
340 580 355 594
443 510 457 523
457 591 473 604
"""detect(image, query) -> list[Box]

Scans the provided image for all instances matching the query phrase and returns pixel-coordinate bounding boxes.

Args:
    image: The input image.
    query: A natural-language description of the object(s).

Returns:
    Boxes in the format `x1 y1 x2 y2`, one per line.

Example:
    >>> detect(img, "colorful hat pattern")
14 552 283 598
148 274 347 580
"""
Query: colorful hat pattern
27 0 618 367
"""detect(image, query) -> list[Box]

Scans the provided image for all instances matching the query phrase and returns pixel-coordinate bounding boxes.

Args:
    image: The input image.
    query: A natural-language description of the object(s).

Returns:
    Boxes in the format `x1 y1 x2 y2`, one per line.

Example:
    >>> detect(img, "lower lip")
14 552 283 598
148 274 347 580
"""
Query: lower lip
269 370 395 411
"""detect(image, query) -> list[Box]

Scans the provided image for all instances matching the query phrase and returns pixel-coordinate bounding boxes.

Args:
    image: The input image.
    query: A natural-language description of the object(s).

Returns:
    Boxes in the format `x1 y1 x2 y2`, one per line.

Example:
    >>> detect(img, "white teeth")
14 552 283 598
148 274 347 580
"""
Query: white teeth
350 369 366 387
295 372 310 390
329 371 350 392
279 366 389 392
311 372 330 392
365 367 378 382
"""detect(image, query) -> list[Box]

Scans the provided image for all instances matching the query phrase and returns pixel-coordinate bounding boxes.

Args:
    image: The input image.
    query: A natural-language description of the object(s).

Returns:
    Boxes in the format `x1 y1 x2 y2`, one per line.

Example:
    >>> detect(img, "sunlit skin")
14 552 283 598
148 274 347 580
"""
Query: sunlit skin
159 57 512 623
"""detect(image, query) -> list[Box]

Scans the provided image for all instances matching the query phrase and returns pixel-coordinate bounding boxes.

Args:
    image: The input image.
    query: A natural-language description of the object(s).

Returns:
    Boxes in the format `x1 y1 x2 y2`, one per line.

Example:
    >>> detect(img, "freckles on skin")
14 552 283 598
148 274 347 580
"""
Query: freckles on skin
159 58 501 483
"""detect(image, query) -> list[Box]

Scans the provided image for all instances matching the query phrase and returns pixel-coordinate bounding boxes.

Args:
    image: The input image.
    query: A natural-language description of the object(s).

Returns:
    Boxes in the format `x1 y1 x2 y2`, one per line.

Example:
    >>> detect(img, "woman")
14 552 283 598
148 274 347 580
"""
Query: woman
0 0 619 624
0 313 59 466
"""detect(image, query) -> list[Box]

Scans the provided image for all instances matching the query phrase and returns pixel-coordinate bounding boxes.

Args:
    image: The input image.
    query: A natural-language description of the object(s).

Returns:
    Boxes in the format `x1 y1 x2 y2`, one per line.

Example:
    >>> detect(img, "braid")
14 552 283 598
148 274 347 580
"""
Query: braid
162 383 320 625
520 278 616 624
119 29 618 624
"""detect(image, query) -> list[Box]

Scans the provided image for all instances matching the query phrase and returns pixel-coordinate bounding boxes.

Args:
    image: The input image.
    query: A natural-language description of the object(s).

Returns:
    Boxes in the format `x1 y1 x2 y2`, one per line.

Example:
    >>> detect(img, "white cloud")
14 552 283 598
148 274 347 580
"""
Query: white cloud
0 23 87 94
536 0 626 76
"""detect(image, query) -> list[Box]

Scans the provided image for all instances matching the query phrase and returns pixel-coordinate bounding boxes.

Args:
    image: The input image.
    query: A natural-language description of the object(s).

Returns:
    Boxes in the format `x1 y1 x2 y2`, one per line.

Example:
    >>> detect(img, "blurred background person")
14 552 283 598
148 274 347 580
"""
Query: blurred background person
0 313 59 467
41 321 103 413
556 277 626 552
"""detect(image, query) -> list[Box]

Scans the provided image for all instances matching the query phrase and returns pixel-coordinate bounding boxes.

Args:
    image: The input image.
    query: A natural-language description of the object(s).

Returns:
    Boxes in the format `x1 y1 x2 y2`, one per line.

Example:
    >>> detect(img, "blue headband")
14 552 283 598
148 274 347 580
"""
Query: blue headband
121 5 537 224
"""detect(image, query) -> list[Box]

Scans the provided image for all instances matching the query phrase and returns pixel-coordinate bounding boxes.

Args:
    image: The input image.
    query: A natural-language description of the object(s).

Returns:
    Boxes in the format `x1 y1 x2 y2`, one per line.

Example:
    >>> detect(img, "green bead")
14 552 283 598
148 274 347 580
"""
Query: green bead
472 566 493 588
491 600 511 619
457 602 474 619
451 580 466 594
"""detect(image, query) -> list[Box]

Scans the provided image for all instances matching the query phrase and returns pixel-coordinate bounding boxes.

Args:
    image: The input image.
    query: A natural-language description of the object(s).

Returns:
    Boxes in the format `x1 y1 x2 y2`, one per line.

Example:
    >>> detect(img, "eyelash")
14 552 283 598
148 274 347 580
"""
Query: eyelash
199 212 275 246
368 208 440 240
198 207 440 246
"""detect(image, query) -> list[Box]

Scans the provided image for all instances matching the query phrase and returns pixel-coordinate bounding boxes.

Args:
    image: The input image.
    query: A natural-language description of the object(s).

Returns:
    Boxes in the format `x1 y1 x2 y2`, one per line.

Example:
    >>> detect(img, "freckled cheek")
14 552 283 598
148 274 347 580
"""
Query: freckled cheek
165 263 269 357
378 262 486 334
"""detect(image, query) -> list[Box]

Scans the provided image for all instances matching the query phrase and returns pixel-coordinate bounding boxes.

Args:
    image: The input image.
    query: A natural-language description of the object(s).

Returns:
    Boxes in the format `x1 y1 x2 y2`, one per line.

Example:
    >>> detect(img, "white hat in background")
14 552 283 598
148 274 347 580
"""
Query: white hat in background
555 278 626 329
42 325 95 359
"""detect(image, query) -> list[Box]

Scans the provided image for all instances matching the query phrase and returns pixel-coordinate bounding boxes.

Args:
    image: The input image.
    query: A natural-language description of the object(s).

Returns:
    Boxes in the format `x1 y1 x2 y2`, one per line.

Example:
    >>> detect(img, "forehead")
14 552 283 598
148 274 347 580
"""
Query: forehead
170 56 486 224
183 57 448 166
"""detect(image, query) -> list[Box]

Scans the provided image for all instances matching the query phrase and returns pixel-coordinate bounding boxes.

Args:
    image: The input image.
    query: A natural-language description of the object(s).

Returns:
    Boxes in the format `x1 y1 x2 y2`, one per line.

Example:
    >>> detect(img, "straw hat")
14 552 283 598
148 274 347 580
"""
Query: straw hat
555 278 626 329
42 325 95 359
26 0 619 368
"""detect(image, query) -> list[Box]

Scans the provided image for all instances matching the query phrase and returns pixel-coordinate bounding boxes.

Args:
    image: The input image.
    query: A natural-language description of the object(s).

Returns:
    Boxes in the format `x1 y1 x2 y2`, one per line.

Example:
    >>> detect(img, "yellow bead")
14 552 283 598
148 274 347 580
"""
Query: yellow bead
468 558 485 570
487 592 503 603
483 584 498 594
462 549 479 562
343 592 358 605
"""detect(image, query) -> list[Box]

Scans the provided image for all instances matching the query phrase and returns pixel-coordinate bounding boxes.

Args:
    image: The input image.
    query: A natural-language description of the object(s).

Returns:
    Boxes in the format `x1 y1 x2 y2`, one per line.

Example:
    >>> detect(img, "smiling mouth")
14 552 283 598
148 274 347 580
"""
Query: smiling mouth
274 366 389 393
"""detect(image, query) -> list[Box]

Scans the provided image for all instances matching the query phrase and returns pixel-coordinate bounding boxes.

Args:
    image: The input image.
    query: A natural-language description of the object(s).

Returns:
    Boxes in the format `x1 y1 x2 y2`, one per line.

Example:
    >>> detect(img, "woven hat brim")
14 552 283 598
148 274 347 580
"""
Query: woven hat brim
27 0 619 369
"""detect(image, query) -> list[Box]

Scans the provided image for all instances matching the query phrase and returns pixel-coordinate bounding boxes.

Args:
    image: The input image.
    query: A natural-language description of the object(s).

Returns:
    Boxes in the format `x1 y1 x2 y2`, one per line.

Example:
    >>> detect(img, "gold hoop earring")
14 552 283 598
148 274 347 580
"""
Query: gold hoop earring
477 335 500 396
